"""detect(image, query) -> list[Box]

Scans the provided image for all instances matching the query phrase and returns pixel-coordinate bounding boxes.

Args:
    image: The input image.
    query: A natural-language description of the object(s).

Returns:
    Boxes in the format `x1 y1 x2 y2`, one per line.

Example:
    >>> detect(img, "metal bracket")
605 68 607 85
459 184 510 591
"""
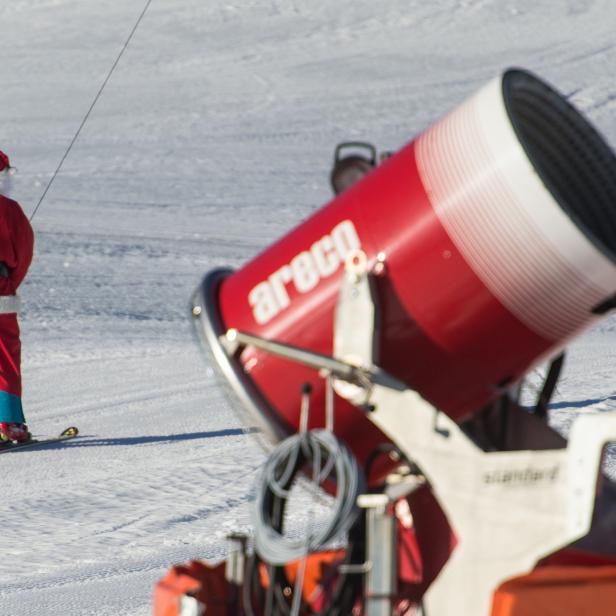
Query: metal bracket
332 250 378 406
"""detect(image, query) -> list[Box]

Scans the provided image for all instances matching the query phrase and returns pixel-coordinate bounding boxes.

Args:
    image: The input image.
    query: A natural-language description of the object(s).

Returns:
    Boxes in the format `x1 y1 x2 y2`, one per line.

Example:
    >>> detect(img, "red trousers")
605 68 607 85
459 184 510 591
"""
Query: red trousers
0 313 21 398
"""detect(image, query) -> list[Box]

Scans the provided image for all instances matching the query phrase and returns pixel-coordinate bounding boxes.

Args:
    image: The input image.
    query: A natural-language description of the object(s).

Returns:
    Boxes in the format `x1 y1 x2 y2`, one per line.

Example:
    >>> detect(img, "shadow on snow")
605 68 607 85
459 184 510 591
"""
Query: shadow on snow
549 394 616 410
16 427 257 452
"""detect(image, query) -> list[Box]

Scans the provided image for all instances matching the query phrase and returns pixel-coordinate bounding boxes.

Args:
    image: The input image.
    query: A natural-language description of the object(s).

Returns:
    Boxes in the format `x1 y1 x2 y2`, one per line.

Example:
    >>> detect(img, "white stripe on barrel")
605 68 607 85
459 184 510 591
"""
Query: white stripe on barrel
416 75 616 341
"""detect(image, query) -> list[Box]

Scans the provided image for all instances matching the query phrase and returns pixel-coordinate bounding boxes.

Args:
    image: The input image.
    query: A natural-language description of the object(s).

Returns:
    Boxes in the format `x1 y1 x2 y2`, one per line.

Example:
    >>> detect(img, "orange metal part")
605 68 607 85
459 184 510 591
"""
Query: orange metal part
491 566 616 615
153 560 229 616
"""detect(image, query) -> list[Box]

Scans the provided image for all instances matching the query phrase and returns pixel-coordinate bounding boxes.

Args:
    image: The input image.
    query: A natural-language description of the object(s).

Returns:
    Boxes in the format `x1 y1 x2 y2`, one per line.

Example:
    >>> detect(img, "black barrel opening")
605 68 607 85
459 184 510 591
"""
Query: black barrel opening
503 69 616 262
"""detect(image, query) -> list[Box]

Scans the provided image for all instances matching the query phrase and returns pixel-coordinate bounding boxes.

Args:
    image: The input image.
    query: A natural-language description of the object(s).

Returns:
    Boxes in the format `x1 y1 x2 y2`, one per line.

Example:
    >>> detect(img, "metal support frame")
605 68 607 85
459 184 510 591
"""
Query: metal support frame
357 494 398 616
225 533 248 615
225 533 248 586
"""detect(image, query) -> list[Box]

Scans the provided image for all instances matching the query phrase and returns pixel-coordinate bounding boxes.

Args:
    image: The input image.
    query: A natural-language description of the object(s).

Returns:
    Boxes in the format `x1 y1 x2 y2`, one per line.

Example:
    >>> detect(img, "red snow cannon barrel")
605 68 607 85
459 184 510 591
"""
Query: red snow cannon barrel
192 68 616 478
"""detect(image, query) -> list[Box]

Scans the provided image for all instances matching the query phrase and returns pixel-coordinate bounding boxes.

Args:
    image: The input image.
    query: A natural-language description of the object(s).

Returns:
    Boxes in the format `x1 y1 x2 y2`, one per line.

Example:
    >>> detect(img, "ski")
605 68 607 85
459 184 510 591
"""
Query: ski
0 426 79 454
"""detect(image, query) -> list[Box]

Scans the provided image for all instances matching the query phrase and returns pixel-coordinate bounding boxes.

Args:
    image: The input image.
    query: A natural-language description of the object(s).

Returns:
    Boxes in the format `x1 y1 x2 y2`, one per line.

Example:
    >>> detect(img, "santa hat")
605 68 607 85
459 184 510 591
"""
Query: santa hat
0 151 10 172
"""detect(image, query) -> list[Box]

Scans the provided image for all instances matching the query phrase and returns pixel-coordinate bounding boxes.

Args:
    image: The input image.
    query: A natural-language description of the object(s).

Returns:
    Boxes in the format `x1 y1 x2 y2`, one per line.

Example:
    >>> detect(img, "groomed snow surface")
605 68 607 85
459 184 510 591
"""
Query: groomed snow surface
2 1 616 614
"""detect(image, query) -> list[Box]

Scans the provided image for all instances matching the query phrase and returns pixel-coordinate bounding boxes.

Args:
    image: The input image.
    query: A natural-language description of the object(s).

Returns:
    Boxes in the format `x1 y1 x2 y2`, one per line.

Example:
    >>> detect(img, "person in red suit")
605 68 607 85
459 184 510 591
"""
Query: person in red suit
0 151 34 443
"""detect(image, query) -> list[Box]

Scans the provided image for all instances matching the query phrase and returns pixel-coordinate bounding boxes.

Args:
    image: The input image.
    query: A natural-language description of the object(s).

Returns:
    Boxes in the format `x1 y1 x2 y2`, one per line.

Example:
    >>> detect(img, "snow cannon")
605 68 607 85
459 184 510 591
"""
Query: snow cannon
180 68 616 616
191 67 616 480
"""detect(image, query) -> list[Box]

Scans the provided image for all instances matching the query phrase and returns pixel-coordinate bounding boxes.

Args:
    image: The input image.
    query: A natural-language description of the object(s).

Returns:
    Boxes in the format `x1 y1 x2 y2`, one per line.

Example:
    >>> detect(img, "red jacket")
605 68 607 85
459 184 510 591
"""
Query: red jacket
0 194 34 294
0 194 33 398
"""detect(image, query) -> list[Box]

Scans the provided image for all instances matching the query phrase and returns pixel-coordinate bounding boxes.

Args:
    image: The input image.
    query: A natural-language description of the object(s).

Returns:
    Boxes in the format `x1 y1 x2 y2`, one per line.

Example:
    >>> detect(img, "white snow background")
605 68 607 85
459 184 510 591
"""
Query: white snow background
1 1 616 614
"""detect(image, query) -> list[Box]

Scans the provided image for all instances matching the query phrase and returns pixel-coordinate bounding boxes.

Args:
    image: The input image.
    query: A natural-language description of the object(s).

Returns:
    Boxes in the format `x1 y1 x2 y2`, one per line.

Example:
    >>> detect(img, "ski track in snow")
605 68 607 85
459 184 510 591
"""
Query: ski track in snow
1 0 616 614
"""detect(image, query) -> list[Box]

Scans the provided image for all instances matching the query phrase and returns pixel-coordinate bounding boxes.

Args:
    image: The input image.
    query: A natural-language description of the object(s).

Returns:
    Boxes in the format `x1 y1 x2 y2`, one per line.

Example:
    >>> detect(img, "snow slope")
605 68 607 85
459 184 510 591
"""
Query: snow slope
1 1 616 614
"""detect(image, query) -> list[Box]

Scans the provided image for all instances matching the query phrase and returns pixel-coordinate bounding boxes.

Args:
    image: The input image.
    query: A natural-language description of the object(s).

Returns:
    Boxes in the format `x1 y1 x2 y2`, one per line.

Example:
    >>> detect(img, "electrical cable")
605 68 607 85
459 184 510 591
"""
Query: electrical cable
29 0 154 222
253 428 365 566
243 441 368 616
